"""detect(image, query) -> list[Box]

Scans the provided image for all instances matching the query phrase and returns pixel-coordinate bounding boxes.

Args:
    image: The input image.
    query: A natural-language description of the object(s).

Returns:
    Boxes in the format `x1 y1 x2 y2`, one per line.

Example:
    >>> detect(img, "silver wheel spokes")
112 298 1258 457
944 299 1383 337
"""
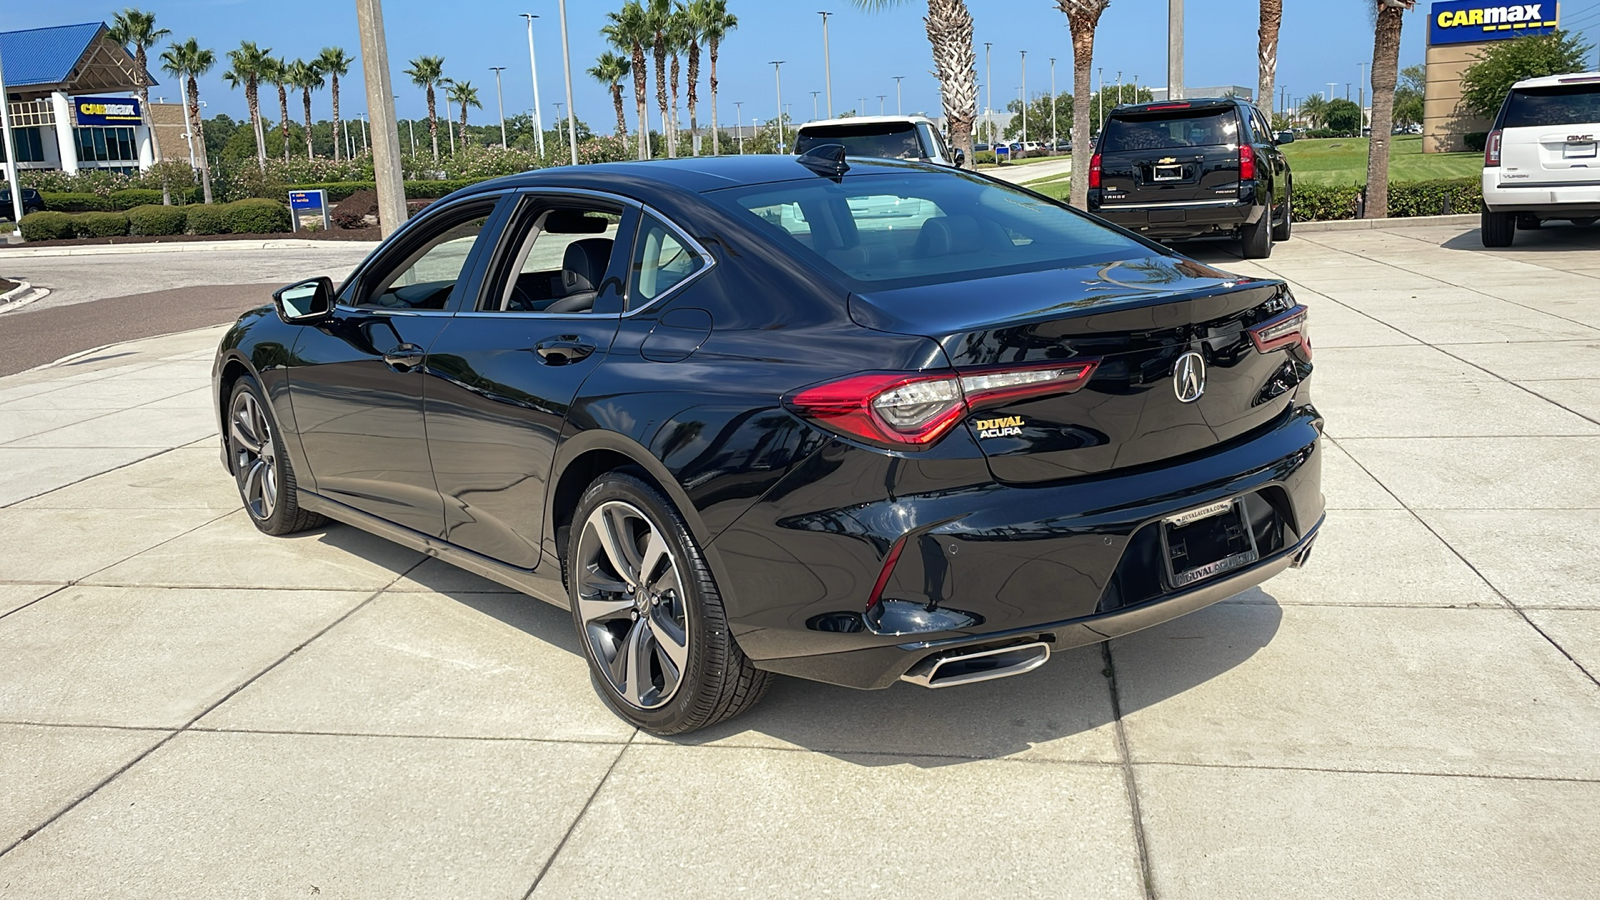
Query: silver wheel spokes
576 501 690 710
230 392 277 521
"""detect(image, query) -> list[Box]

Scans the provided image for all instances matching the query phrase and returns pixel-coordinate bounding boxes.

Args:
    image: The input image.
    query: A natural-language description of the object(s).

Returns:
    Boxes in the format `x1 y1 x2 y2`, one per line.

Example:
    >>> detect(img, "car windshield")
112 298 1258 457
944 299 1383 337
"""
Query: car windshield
710 171 1150 290
1502 83 1600 128
794 123 924 160
1102 107 1239 152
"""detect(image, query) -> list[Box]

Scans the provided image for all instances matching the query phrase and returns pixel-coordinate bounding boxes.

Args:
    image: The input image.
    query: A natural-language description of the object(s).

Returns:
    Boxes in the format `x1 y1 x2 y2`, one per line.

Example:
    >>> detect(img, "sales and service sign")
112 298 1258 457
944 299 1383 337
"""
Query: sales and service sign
1429 2 1560 45
73 97 143 125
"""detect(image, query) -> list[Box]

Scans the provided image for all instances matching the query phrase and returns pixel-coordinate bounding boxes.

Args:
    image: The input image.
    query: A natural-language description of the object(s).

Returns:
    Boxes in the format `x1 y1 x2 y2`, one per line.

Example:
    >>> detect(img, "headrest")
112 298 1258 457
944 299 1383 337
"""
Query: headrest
562 238 614 293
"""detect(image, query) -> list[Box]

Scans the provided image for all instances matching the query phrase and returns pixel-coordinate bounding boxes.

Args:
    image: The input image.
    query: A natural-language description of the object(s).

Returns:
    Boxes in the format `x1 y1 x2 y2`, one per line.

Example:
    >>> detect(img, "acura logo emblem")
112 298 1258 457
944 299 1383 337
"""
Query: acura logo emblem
1174 351 1206 403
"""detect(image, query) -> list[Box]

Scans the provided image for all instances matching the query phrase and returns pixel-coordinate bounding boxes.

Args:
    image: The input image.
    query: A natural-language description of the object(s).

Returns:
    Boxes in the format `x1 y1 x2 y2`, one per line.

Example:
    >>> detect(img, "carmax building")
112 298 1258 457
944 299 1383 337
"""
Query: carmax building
1423 0 1561 152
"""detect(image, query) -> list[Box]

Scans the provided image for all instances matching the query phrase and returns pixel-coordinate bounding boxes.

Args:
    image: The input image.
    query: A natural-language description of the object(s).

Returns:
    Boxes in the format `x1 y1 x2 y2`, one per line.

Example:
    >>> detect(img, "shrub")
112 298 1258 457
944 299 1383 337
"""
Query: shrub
127 204 187 236
109 189 166 210
41 192 113 212
222 198 291 234
973 150 997 165
1387 177 1482 217
1464 132 1489 153
1296 184 1362 222
18 211 75 241
186 204 229 235
332 189 378 229
71 211 131 238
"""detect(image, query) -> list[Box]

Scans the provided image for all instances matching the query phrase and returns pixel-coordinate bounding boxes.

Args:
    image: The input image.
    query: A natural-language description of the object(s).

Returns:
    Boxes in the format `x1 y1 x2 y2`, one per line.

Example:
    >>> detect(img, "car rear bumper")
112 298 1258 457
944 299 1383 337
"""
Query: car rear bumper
1089 195 1260 237
1483 175 1600 215
714 402 1325 689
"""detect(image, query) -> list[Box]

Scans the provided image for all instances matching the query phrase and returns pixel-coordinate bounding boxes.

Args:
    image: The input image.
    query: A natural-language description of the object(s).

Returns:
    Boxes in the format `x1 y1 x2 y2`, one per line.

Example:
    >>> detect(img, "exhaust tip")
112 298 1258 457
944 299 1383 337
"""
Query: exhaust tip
1290 537 1317 569
901 641 1050 689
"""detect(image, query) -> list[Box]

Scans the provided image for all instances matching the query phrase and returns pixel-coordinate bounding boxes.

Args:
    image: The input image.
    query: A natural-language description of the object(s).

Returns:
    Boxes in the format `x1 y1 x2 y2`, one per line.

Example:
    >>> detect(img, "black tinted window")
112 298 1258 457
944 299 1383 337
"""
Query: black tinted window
795 123 924 159
1502 84 1600 128
1102 107 1239 152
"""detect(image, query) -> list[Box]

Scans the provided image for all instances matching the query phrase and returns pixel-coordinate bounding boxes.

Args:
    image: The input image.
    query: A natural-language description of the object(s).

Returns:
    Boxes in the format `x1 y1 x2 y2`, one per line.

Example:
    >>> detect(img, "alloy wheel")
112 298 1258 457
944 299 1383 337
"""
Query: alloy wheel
230 391 278 521
575 500 691 710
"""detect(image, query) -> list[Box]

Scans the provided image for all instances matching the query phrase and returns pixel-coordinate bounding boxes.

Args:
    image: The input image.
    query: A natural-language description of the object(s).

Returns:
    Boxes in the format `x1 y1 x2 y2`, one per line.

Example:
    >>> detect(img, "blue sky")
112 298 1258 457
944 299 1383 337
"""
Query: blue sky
8 1 1600 127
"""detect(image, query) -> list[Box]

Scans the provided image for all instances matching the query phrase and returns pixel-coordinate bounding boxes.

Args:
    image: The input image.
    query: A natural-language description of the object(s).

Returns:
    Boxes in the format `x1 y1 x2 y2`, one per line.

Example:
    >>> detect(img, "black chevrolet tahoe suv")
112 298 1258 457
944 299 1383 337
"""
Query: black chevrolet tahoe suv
1088 97 1294 259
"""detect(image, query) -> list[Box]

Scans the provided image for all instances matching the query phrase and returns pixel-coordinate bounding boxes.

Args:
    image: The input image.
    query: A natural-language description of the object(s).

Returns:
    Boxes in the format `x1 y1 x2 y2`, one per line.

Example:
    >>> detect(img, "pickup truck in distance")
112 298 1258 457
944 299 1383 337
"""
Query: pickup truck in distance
1088 97 1294 259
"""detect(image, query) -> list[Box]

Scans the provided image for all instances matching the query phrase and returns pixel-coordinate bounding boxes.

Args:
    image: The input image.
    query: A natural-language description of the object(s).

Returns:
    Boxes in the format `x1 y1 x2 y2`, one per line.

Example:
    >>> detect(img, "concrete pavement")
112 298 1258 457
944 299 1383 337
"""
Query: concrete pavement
0 223 1597 897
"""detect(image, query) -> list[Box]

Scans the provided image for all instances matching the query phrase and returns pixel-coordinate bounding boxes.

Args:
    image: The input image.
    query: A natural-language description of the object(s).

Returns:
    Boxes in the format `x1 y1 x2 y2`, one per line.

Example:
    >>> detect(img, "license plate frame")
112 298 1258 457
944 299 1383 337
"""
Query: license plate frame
1152 164 1184 182
1159 498 1260 589
1563 142 1597 159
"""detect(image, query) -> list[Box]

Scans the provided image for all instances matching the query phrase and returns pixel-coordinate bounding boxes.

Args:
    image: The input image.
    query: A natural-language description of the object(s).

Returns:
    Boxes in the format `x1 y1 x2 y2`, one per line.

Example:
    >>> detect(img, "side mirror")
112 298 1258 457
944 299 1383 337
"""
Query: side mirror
273 276 335 325
1276 131 1296 145
952 149 966 168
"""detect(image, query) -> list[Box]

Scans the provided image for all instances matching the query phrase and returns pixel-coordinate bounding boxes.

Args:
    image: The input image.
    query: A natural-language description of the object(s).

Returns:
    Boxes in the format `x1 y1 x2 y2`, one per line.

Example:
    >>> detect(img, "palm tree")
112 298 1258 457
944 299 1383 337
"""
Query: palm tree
1258 0 1282 118
697 0 736 155
107 9 169 173
1298 93 1329 128
287 59 325 160
317 47 353 161
667 5 695 156
853 1 978 169
405 55 446 162
646 0 677 158
1365 0 1416 219
264 57 292 163
589 52 633 137
447 80 482 135
224 41 272 170
1057 0 1111 208
159 38 215 204
603 2 653 160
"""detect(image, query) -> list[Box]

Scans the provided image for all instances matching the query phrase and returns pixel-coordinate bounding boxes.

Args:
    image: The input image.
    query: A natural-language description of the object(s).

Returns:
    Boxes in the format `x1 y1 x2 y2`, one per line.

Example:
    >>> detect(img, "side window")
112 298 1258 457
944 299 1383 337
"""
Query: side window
484 201 626 313
629 215 706 309
355 202 497 310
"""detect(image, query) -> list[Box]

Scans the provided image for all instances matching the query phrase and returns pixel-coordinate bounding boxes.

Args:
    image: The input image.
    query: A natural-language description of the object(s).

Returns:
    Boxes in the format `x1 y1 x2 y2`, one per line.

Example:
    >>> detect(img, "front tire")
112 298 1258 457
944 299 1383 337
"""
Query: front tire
1241 200 1273 259
1482 206 1515 247
228 377 325 535
1271 186 1293 242
568 471 771 735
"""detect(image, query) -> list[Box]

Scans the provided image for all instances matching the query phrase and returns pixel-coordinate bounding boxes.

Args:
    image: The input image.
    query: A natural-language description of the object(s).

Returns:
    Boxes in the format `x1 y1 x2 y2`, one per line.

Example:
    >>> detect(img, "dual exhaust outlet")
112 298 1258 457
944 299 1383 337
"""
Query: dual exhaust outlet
900 641 1051 689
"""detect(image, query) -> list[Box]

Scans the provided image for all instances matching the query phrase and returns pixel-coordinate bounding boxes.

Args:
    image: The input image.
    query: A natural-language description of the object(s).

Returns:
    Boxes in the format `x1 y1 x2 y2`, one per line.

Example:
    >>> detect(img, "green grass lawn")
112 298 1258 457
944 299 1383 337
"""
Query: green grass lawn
1281 135 1481 185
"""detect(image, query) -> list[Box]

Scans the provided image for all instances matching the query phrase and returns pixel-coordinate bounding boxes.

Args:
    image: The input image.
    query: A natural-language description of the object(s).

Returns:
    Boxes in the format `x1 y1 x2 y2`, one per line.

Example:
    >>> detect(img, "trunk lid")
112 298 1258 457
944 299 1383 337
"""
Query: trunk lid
849 255 1305 485
1098 105 1243 206
1499 82 1600 187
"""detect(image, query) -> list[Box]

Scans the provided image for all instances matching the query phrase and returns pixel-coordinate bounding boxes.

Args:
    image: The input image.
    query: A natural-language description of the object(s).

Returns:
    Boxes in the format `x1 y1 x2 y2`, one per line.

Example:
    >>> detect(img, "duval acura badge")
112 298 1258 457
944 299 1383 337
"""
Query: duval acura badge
1174 351 1207 403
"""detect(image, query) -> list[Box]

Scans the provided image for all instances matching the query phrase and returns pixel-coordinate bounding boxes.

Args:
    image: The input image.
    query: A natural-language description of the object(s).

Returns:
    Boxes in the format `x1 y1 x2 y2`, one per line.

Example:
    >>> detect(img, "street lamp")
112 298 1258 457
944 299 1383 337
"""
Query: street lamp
1097 67 1103 133
0 40 25 232
894 75 904 115
734 100 744 154
984 42 993 147
1049 57 1057 153
818 12 833 118
490 66 508 149
770 61 786 150
556 0 579 166
811 91 820 120
358 113 369 154
521 13 546 157
1116 70 1123 106
1020 50 1027 145
554 101 564 150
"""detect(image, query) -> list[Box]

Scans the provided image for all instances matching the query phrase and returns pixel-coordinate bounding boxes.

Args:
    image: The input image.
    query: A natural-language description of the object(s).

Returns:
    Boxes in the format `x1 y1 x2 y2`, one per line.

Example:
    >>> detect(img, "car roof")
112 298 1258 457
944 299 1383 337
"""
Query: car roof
1109 97 1252 115
1510 71 1600 90
458 153 951 197
798 115 935 129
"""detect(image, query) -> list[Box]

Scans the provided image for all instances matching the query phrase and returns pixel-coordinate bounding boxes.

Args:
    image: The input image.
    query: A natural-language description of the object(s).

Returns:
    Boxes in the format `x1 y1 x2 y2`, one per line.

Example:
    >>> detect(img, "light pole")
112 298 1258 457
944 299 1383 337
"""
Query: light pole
444 87 456 154
1097 66 1103 133
811 91 820 120
984 42 993 147
770 61 785 150
818 12 833 118
356 0 406 235
734 100 744 154
1328 82 1338 102
894 76 904 114
1020 50 1027 145
1168 0 1184 101
358 113 369 153
1049 57 1057 153
1358 62 1368 125
490 66 508 149
877 95 886 115
554 101 564 150
1116 70 1123 106
521 13 546 157
556 0 579 166
0 40 25 233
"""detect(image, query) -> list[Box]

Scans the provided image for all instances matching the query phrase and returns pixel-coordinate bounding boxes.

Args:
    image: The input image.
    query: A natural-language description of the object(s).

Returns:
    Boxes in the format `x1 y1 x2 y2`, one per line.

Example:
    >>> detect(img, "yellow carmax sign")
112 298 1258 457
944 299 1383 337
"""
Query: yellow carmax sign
1429 1 1560 45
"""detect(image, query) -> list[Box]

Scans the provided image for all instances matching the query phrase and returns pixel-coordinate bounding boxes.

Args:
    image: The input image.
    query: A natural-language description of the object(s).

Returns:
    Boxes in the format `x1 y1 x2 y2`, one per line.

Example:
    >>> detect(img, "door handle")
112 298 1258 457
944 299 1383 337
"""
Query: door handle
533 336 596 366
383 343 426 372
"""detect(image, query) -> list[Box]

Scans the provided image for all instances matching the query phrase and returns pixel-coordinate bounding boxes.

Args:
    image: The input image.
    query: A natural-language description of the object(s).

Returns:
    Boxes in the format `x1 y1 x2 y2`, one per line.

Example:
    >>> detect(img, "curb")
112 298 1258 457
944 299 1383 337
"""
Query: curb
0 238 379 258
21 322 228 375
0 280 49 314
1295 213 1478 233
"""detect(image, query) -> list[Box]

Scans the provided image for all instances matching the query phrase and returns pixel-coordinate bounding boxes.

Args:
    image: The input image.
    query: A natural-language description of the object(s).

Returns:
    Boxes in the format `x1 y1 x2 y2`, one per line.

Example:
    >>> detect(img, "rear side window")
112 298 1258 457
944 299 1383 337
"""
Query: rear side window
1102 108 1239 152
795 123 924 159
1501 84 1600 129
629 215 705 307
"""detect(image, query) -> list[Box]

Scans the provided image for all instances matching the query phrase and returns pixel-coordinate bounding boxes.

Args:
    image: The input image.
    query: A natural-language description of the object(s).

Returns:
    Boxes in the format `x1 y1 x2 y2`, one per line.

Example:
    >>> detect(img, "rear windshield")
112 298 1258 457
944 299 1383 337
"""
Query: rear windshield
795 123 924 160
1502 84 1600 129
709 171 1149 290
1101 107 1239 153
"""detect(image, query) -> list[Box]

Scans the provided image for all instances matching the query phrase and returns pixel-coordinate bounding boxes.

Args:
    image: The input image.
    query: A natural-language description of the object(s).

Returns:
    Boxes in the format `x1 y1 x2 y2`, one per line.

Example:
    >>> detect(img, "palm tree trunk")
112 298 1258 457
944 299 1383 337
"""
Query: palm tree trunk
428 87 440 162
190 77 213 205
1067 21 1099 209
331 74 342 162
249 84 266 171
278 85 291 163
1258 0 1282 118
654 38 673 159
1364 4 1405 219
709 39 720 155
925 0 977 169
687 40 701 156
612 84 629 136
670 53 682 157
633 43 651 159
303 89 315 159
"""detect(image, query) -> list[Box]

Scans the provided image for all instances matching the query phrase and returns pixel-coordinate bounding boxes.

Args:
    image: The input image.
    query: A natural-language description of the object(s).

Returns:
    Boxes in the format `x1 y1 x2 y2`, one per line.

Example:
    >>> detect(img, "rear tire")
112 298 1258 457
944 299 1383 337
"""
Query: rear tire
1241 201 1273 259
1271 187 1293 242
227 377 325 536
1481 206 1515 247
568 471 772 735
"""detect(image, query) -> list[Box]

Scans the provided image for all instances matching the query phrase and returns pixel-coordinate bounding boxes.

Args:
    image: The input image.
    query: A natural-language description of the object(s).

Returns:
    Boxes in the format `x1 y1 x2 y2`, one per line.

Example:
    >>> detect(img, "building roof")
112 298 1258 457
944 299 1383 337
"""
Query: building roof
0 22 153 95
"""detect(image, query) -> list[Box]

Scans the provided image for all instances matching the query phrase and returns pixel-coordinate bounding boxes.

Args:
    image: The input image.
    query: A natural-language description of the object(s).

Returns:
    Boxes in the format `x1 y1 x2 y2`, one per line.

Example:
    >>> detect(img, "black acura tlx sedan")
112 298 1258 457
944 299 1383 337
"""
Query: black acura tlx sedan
214 150 1324 734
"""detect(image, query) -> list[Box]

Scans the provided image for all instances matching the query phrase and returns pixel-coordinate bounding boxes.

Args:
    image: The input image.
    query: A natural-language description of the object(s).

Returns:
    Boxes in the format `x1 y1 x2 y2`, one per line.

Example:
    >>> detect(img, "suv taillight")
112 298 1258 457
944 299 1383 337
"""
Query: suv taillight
1239 143 1256 181
1485 130 1503 167
1088 153 1102 188
787 361 1100 449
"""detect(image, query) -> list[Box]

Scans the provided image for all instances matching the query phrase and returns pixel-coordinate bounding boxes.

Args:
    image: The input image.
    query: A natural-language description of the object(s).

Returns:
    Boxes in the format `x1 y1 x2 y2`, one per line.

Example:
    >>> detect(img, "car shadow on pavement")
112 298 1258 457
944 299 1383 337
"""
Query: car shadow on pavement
1439 221 1598 252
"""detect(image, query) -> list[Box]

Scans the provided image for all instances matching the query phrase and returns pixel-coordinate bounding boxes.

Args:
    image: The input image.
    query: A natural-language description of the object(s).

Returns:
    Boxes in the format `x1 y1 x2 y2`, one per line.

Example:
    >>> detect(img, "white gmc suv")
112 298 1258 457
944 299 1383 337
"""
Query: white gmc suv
1482 72 1600 247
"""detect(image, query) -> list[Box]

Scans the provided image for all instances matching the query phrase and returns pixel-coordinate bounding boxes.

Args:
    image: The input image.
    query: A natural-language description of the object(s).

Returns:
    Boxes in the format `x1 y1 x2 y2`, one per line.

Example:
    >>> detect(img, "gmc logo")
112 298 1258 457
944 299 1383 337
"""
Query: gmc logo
1569 135 1596 142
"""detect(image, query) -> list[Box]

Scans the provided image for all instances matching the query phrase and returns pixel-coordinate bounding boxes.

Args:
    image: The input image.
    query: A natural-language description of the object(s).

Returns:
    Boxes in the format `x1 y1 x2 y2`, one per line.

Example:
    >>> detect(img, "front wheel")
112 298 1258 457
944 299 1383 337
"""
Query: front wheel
1481 206 1515 247
1241 200 1273 259
568 471 771 734
1272 187 1293 242
228 377 325 535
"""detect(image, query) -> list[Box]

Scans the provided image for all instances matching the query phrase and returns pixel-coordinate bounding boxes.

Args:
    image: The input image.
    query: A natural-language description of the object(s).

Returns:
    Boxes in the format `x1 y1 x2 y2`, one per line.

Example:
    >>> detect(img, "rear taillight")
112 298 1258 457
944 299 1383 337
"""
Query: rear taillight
1248 305 1311 359
1485 130 1503 167
1239 143 1256 181
788 360 1100 449
1088 153 1102 189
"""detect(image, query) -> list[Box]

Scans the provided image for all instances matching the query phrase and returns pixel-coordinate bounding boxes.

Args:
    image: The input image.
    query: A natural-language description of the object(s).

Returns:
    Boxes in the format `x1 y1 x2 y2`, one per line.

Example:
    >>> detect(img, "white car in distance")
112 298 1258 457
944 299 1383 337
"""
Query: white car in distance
1482 71 1600 246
